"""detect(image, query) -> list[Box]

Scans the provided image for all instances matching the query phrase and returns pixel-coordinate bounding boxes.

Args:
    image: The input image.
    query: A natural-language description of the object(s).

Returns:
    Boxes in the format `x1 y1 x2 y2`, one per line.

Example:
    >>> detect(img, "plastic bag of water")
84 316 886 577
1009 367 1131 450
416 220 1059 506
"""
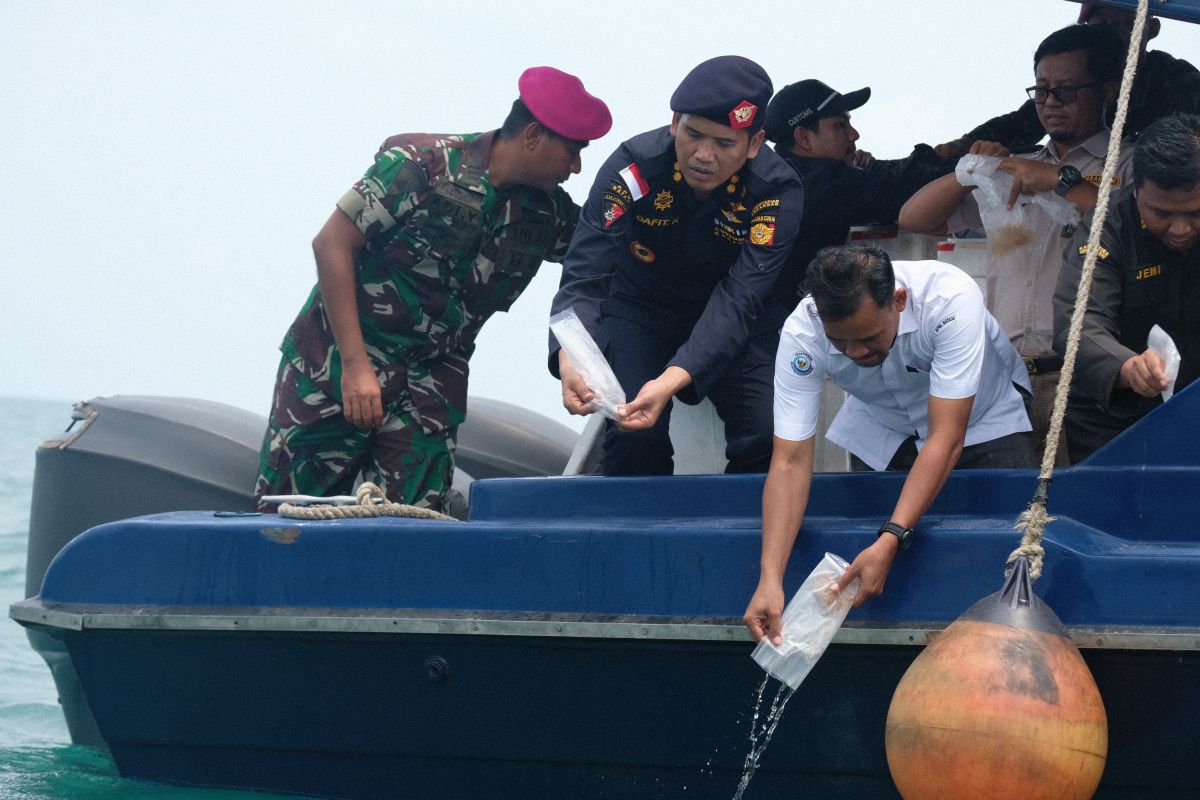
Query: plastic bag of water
1148 324 1181 401
751 552 860 689
549 307 626 419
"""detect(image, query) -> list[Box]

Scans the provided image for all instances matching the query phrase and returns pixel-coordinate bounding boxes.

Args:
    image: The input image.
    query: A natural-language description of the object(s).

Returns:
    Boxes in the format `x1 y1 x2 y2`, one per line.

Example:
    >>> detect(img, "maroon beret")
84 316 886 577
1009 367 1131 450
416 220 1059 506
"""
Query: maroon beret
518 66 612 142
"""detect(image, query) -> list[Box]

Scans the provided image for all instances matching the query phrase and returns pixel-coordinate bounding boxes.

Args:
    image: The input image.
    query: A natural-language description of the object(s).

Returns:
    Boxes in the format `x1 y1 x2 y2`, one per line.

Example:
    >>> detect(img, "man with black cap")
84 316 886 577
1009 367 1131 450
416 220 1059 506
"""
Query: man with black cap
255 67 612 514
763 79 952 328
550 55 804 476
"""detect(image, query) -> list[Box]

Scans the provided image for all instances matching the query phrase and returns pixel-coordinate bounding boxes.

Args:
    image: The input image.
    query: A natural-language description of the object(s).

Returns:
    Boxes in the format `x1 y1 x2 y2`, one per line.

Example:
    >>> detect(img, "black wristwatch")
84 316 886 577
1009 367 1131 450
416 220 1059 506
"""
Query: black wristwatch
1054 164 1083 197
877 521 914 550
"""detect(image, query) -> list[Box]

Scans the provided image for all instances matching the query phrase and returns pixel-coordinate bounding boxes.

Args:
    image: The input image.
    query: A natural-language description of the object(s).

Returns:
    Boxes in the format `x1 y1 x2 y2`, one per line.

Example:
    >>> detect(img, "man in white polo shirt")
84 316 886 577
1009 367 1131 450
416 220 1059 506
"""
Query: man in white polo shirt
744 245 1034 643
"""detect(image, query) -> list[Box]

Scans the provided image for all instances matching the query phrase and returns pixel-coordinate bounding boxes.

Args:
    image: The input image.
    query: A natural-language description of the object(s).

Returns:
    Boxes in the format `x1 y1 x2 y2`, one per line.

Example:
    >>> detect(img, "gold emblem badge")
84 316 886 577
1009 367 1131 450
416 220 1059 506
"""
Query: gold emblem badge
749 222 776 246
654 190 674 211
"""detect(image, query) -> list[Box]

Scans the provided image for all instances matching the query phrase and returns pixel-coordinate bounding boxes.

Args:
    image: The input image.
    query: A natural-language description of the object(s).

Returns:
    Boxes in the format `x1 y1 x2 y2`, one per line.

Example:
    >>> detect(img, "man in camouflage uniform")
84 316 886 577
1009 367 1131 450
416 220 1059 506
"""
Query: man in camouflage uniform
256 67 611 512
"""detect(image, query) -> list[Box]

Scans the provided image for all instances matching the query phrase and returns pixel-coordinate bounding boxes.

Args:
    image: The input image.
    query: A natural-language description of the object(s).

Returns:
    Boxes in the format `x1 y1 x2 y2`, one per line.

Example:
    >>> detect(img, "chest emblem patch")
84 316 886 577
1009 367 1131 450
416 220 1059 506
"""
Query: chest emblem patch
653 190 674 211
630 241 656 264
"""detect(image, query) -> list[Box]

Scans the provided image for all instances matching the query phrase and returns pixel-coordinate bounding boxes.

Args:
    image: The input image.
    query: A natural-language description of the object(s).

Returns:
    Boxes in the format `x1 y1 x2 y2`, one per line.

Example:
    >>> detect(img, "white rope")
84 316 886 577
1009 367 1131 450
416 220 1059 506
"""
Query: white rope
1008 0 1149 580
278 482 457 521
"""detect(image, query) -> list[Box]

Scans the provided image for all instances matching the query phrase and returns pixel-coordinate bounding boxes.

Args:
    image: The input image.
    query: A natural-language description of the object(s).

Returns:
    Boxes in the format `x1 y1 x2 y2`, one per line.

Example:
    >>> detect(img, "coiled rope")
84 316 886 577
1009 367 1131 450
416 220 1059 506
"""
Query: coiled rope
1008 0 1149 580
278 482 457 522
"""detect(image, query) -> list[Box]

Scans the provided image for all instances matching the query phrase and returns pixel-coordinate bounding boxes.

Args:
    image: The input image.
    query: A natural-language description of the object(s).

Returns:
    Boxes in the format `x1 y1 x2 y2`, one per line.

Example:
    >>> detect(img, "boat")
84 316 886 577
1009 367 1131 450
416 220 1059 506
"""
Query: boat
13 1 1200 792
11 367 1200 798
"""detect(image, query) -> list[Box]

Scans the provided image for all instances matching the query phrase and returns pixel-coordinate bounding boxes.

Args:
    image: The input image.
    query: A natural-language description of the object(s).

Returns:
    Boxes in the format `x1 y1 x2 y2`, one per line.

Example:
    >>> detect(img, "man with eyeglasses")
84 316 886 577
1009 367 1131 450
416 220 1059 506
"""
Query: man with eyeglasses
934 1 1200 160
900 24 1133 464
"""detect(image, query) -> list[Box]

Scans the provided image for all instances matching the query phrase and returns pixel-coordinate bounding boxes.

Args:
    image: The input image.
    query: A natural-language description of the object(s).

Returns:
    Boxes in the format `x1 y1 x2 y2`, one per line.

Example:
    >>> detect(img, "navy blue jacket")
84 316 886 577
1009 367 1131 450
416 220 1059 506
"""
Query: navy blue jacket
550 126 804 399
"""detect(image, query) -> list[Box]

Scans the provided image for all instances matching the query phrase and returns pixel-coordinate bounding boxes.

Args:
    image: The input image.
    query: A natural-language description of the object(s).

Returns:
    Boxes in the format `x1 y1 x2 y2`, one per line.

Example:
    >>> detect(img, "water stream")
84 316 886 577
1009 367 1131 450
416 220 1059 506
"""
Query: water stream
731 676 795 799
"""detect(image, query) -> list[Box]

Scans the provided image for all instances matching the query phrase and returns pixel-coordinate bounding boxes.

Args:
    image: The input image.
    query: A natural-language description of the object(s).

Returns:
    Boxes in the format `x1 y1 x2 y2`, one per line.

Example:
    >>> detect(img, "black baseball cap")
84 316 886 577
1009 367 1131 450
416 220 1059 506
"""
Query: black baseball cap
764 80 871 144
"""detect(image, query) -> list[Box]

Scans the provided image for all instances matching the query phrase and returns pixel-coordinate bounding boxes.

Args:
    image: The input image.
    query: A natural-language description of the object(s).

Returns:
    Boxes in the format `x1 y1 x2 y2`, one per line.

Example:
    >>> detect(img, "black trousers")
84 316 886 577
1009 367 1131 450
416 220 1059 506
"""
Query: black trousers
850 430 1037 472
600 316 775 476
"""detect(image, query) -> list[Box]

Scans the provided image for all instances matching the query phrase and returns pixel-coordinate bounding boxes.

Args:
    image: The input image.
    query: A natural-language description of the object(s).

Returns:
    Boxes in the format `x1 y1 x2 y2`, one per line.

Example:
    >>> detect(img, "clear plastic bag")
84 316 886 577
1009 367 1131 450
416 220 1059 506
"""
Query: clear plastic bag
956 154 1081 256
1148 324 1181 401
549 308 626 419
751 552 860 690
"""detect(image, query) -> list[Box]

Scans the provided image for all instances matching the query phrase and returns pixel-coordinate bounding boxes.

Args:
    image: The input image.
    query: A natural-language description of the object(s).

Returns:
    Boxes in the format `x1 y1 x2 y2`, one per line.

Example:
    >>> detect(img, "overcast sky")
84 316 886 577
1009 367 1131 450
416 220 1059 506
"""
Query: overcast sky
4 1 1196 431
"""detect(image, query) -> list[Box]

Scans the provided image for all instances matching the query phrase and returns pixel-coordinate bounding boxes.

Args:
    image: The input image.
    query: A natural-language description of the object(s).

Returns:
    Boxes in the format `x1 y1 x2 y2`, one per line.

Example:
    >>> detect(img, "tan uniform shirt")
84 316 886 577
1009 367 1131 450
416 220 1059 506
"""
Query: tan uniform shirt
948 130 1132 357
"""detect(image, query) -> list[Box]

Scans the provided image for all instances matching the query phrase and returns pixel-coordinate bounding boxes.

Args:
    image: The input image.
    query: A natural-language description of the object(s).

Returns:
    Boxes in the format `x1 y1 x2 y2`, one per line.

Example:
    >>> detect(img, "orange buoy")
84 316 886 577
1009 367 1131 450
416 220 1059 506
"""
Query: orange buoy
885 557 1107 799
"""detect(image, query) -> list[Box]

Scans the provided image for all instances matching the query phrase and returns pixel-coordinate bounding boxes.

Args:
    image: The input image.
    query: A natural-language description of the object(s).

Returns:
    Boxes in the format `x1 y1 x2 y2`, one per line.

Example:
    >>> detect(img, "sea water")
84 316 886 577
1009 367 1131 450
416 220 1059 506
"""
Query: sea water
0 396 293 800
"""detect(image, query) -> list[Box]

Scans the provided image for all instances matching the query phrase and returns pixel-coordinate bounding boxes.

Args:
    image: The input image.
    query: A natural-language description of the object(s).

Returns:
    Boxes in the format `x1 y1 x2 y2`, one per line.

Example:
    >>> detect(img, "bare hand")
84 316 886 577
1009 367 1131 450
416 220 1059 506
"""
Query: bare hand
560 365 596 416
830 536 898 608
340 360 384 428
744 578 786 645
615 378 675 430
967 140 1010 159
852 149 875 169
615 366 691 430
1119 349 1168 397
996 157 1057 208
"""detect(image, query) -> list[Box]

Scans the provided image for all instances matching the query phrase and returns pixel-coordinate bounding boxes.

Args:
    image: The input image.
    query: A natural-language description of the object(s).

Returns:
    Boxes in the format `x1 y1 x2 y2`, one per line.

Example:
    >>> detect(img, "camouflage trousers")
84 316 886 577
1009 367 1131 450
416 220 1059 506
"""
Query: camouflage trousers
254 358 461 512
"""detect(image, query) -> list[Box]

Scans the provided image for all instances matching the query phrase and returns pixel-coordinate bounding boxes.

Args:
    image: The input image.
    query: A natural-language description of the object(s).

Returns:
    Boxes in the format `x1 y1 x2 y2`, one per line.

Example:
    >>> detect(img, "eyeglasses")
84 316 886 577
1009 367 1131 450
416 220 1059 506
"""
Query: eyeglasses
1025 83 1098 104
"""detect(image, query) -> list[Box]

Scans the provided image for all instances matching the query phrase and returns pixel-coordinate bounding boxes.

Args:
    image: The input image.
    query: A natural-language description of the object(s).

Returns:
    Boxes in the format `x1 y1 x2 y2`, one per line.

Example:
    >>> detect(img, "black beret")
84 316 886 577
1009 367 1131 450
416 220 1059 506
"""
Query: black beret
670 55 773 132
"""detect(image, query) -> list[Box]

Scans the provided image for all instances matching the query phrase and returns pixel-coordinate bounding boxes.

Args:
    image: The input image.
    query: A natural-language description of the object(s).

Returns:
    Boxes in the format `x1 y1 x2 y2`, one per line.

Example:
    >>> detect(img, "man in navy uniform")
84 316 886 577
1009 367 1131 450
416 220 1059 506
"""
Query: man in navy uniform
549 55 805 475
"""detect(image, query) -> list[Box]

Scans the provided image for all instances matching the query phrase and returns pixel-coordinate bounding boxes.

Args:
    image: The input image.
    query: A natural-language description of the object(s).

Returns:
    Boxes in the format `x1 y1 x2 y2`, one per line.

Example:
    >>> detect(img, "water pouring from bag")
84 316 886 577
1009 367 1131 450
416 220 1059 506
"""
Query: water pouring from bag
752 552 860 689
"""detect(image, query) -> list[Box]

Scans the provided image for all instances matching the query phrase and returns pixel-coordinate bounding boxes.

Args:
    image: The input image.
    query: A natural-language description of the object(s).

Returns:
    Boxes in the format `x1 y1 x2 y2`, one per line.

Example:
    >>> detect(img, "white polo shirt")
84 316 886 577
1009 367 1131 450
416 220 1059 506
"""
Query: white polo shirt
774 260 1032 470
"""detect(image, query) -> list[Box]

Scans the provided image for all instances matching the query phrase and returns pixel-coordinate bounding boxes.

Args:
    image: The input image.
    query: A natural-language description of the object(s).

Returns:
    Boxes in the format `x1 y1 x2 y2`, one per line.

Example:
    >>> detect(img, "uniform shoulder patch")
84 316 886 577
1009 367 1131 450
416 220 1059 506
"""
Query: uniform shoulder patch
1077 243 1110 260
392 159 430 194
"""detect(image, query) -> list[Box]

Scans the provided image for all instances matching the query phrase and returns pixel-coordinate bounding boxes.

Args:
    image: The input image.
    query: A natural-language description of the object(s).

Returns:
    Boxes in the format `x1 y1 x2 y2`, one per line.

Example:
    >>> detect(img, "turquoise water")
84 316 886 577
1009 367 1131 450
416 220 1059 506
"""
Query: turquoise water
0 397 291 800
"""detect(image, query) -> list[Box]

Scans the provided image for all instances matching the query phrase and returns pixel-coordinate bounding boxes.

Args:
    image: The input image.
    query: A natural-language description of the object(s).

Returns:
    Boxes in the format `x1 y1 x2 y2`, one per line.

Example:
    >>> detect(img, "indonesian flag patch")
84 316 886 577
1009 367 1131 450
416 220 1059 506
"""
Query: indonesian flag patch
619 163 650 201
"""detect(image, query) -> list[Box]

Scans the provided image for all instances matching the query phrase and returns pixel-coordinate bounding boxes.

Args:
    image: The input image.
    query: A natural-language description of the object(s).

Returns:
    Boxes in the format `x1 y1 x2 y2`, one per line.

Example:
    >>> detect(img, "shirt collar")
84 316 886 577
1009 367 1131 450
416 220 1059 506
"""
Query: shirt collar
1035 128 1112 164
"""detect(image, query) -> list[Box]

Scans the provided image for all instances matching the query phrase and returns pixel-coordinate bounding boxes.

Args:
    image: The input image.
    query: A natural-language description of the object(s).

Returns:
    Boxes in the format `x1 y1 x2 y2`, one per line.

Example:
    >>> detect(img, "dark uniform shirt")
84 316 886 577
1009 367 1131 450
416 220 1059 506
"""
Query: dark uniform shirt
964 50 1200 151
1053 186 1200 460
770 145 952 330
550 126 804 399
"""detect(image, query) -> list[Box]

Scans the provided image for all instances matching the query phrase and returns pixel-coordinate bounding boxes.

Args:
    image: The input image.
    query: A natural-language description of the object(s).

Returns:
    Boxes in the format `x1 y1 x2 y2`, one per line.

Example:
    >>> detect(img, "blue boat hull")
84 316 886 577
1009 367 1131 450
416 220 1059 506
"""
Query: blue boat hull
13 382 1200 797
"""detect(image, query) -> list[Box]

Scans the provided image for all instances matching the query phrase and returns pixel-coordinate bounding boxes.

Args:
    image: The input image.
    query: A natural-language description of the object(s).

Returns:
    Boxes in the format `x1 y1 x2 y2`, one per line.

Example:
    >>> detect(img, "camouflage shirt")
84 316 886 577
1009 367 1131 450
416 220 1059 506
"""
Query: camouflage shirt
282 131 578 419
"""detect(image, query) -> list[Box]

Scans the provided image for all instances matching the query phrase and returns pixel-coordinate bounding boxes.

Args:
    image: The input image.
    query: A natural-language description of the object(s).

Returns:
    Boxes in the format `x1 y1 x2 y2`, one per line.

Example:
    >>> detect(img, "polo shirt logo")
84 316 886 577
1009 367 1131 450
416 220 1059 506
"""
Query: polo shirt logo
790 352 814 376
